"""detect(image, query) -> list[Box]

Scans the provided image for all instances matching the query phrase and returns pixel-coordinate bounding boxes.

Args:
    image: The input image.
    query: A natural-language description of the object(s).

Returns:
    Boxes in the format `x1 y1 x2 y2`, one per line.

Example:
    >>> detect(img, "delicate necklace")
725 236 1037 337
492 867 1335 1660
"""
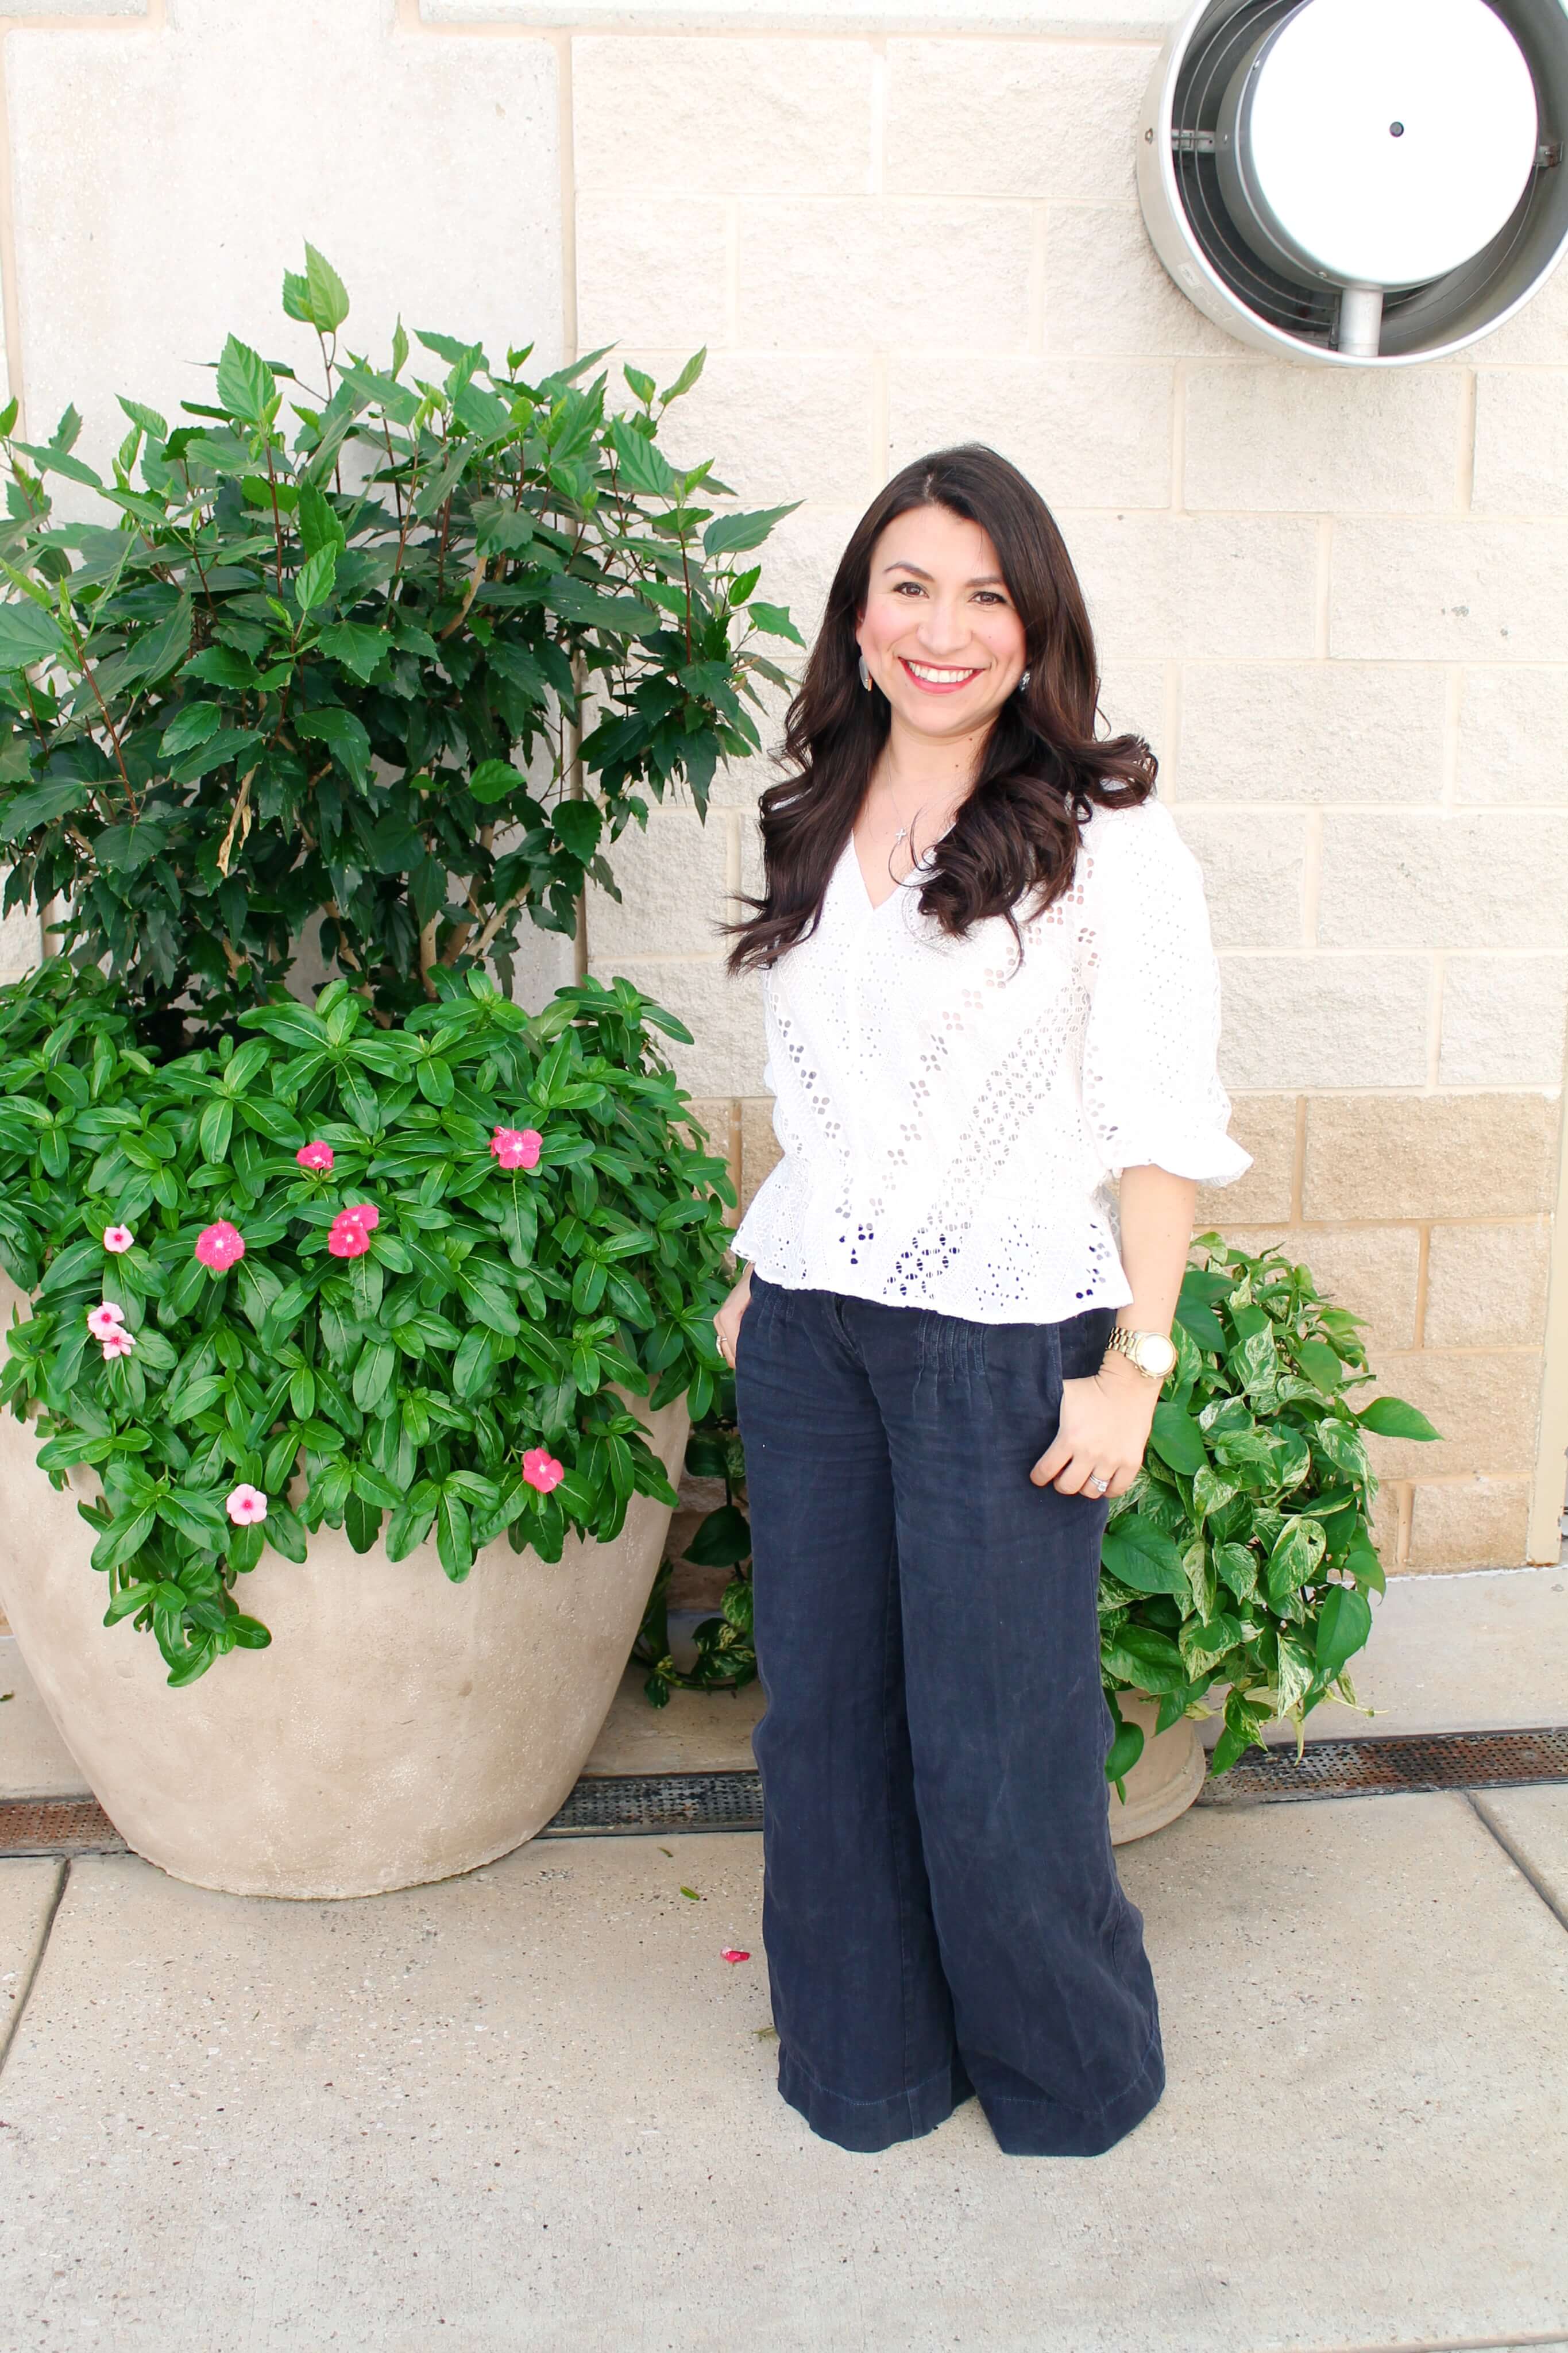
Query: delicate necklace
881 792 955 871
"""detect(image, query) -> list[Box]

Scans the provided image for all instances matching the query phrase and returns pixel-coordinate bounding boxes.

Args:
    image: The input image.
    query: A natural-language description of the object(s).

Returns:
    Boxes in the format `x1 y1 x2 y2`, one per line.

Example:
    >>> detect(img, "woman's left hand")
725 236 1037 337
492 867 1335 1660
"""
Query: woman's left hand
1029 1356 1159 1500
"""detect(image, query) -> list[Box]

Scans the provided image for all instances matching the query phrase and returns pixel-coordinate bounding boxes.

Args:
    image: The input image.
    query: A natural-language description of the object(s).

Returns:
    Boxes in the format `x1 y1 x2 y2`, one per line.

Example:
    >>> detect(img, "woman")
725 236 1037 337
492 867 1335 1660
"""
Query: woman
716 443 1252 2159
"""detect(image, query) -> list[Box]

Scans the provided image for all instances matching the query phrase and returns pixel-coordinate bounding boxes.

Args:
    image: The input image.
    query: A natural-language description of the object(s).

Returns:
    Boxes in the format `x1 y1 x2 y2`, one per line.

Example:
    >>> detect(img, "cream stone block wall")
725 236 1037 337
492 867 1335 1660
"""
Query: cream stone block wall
0 896 41 980
576 15 1568 1573
0 2 1563 1571
7 0 563 461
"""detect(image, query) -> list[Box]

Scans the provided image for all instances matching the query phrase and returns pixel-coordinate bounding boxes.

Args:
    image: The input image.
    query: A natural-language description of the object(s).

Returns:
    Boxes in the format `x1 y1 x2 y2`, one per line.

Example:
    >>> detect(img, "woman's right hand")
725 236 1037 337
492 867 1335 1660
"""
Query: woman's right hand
714 1265 754 1370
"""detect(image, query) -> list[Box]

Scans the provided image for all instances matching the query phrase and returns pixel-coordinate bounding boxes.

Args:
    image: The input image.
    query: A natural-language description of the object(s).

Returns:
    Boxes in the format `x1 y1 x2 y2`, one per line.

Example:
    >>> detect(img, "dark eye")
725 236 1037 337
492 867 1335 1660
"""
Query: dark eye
974 589 1008 606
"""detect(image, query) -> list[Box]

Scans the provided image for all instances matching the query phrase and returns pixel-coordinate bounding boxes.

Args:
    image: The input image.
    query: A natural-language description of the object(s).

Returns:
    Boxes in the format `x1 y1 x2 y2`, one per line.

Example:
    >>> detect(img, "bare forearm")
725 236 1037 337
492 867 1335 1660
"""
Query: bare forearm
1113 1163 1198 1341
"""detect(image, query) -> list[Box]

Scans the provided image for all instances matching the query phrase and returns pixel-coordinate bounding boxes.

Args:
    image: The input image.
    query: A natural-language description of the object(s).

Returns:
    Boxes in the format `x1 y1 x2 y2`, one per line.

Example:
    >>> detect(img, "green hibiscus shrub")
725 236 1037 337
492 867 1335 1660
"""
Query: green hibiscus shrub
0 244 798 1044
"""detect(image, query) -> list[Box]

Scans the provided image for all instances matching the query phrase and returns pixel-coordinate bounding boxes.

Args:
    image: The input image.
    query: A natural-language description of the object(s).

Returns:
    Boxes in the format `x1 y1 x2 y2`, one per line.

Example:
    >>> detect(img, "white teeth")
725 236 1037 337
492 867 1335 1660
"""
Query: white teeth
906 661 975 684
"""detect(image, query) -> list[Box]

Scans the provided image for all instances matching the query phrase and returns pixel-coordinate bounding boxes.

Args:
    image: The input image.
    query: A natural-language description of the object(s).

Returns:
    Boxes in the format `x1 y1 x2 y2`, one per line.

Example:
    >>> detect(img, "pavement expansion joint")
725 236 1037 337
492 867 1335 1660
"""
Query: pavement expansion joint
0 1852 67 2076
1 1725 1567 1858
1465 1789 1568 1937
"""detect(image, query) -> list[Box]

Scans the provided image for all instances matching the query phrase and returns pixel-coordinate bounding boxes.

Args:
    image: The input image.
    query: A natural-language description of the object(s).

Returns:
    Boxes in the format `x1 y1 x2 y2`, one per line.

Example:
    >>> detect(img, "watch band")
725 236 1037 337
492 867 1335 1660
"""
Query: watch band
1102 1324 1176 1381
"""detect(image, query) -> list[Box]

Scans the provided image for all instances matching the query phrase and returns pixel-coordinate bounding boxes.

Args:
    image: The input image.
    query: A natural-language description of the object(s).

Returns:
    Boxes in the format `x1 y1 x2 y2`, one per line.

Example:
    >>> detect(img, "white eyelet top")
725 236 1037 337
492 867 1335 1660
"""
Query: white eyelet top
732 792 1253 1325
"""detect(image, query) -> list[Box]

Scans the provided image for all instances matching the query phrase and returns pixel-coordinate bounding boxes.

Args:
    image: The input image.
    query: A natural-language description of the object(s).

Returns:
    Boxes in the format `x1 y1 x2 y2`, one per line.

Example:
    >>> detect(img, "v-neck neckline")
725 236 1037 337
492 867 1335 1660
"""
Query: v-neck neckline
845 827 944 917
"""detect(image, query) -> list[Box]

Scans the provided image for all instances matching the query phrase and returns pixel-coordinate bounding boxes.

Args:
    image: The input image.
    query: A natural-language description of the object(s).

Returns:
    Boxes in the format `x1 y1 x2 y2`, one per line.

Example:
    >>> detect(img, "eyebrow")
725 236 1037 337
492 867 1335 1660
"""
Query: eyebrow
880 559 1009 589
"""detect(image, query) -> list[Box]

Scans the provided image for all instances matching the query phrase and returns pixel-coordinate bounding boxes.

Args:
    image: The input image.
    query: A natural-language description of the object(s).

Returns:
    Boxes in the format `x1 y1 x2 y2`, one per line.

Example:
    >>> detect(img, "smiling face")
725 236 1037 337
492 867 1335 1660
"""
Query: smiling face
855 502 1029 744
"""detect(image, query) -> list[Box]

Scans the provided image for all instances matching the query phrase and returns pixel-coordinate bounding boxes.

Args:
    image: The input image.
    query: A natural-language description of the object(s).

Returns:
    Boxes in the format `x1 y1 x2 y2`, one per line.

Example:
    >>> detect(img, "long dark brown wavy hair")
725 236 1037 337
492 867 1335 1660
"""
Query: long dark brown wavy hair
725 443 1156 975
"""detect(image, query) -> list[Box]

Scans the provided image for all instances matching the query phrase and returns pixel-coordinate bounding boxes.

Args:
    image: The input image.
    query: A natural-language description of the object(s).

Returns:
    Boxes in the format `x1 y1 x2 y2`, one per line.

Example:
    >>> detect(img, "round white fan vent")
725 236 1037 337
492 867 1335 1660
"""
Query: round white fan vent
1137 0 1568 364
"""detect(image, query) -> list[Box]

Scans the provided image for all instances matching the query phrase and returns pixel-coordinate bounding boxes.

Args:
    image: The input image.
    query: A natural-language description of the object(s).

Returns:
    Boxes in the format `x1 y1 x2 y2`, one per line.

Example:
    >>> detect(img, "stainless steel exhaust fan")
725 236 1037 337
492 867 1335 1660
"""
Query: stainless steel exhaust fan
1137 0 1568 364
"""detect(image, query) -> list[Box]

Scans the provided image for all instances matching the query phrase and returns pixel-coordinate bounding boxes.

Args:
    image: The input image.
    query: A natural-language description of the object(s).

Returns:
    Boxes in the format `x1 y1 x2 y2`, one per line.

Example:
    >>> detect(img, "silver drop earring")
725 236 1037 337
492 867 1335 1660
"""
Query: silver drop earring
858 651 872 692
1017 668 1032 693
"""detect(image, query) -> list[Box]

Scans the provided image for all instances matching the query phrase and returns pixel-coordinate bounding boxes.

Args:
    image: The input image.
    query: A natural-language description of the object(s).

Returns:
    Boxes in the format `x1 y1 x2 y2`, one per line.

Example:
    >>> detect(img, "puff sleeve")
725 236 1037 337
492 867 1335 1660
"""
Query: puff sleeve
1075 799 1253 1186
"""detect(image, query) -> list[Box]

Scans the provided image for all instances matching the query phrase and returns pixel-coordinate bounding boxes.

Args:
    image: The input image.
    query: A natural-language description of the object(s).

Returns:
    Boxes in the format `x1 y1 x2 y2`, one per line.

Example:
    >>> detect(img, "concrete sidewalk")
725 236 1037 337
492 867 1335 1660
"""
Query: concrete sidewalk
2 1571 1567 2351
2 1799 1567 2347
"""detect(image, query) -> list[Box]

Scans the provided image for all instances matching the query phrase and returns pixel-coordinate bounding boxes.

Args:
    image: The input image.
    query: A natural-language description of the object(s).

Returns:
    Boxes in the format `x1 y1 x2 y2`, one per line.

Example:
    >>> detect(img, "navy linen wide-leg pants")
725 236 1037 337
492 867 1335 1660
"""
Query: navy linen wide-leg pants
733 1273 1165 2158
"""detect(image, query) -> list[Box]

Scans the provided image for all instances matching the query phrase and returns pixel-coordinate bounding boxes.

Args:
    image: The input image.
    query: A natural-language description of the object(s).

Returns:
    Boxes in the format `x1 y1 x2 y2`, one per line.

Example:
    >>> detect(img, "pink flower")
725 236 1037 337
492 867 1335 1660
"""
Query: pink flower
195 1220 245 1271
522 1446 565 1494
342 1202 380 1232
296 1140 334 1173
327 1213 372 1260
720 1950 751 1965
100 1326 136 1361
225 1483 268 1527
491 1126 542 1172
86 1302 126 1342
102 1225 134 1254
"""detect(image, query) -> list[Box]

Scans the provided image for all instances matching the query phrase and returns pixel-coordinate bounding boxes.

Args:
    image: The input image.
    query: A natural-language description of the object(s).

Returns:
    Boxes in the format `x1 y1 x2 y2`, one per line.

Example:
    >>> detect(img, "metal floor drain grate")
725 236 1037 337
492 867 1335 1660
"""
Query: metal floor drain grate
3 1728 1565 1857
543 1772 764 1838
0 1797 124 1856
1193 1724 1568 1807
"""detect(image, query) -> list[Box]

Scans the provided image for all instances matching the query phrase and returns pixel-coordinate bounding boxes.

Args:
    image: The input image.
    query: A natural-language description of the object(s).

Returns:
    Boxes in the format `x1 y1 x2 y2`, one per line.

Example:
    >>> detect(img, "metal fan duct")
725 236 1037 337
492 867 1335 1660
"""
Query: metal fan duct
1137 0 1568 364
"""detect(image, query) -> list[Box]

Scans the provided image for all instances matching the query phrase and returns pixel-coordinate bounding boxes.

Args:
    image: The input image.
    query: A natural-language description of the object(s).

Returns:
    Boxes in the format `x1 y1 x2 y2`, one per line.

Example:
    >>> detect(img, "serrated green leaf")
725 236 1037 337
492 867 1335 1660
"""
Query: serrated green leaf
303 242 350 334
0 600 63 671
215 335 277 426
702 503 800 558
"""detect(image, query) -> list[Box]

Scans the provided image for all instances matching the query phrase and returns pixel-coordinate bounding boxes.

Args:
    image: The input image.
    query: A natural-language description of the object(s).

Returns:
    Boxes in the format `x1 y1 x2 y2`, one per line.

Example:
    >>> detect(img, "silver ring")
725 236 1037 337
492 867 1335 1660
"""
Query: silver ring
1090 1476 1109 1494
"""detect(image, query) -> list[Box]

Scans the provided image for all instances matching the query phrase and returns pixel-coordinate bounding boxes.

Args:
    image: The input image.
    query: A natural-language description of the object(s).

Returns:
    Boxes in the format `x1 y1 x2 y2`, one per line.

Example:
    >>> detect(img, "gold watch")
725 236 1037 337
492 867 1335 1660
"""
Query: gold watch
1102 1324 1178 1383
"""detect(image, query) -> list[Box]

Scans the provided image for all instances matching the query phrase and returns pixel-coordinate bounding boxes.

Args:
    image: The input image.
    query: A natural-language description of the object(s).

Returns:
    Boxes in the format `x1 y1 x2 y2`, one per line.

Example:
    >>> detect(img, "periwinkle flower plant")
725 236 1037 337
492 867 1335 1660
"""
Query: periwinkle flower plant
0 959 735 1687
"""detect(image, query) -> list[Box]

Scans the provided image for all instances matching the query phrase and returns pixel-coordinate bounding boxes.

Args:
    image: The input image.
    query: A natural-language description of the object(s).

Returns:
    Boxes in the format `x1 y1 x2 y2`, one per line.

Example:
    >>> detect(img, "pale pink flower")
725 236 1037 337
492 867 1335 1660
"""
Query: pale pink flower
720 1949 751 1965
225 1483 268 1527
194 1220 245 1271
327 1213 372 1261
102 1225 134 1254
341 1202 379 1232
491 1126 542 1172
295 1140 334 1173
100 1326 136 1361
522 1446 565 1494
86 1302 126 1342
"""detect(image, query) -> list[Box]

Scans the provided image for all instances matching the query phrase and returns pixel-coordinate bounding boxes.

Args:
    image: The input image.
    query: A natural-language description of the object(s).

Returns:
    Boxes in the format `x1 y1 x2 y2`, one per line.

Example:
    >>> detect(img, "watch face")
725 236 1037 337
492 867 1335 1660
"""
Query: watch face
1138 1333 1178 1376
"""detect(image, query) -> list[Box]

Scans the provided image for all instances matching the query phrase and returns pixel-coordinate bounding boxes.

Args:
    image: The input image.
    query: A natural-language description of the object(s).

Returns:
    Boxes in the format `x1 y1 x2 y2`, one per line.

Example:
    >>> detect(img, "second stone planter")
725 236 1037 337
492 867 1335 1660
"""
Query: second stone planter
1106 1692 1208 1843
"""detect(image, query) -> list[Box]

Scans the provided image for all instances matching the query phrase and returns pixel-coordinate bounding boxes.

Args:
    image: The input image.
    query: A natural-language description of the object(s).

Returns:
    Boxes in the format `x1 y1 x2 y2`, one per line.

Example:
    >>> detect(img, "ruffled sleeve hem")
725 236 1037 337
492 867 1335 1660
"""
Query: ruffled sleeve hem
1095 1125 1254 1187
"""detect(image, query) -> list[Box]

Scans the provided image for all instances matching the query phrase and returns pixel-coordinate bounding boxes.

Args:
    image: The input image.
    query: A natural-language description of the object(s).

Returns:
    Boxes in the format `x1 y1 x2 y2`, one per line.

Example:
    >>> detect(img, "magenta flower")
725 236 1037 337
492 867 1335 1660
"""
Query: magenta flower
225 1484 268 1527
491 1126 542 1172
296 1140 334 1173
342 1202 380 1232
86 1302 126 1342
195 1220 245 1271
102 1224 134 1254
522 1446 565 1494
327 1213 372 1261
100 1326 137 1362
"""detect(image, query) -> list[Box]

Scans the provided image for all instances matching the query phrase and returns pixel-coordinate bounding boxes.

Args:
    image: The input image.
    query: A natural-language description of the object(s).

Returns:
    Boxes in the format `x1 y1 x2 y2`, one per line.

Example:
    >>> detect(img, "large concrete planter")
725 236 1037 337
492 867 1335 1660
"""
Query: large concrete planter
1107 1692 1207 1845
0 1371 688 1900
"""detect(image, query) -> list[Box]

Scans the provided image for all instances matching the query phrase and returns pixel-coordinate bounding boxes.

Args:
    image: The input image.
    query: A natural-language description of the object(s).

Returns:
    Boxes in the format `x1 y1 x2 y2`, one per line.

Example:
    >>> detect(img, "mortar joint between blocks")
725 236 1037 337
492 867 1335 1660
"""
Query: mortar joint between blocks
1302 806 1323 949
723 199 739 350
1313 518 1333 660
1439 666 1462 809
867 36 886 199
1168 356 1187 514
871 349 889 489
1457 367 1477 515
1027 205 1047 356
